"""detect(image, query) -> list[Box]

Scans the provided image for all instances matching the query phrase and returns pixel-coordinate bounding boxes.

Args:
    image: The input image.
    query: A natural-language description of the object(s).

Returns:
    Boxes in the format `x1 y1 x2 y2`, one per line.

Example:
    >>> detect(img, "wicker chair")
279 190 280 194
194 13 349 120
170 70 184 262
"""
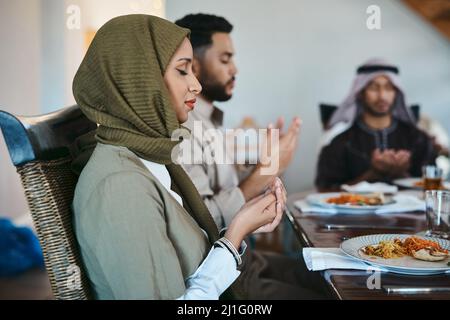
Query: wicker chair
0 105 97 300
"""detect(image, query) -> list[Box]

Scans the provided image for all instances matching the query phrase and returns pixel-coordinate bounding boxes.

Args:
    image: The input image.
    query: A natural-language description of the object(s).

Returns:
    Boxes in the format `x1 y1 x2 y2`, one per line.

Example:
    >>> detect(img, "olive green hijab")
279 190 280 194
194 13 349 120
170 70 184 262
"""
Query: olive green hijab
72 15 220 244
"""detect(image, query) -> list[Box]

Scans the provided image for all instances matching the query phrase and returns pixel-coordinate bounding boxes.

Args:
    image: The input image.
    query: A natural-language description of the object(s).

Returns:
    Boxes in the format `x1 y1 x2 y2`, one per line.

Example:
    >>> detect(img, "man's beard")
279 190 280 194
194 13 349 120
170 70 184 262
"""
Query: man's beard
358 95 395 118
198 69 235 102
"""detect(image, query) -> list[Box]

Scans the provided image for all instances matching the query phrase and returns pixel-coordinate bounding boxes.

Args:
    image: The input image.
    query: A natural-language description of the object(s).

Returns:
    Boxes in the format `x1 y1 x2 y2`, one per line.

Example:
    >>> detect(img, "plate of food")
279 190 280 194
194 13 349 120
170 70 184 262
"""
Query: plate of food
306 192 395 214
341 234 450 275
393 177 450 190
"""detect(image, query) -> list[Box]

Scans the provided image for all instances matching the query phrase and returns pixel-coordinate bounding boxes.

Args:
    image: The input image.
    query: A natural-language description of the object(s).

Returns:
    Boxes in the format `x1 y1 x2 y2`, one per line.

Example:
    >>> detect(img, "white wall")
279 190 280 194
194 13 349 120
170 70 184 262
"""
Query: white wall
0 0 41 219
63 0 167 109
41 0 66 113
0 0 166 219
78 0 165 30
166 0 450 193
62 0 166 108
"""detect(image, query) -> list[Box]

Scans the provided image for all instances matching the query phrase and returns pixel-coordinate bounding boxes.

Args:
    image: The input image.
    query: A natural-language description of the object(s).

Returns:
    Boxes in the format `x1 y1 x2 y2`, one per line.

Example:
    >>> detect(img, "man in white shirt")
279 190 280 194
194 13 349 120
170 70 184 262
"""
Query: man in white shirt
174 14 327 300
175 13 301 230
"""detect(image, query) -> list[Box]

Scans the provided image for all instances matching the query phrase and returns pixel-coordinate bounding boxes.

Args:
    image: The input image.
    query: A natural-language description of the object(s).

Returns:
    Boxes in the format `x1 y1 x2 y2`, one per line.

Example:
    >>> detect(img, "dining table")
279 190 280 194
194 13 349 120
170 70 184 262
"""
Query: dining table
286 190 450 300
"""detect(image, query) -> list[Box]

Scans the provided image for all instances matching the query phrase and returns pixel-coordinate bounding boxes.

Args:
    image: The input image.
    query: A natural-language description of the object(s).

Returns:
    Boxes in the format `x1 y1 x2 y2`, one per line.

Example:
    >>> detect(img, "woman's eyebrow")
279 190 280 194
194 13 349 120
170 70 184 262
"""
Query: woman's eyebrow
177 58 192 63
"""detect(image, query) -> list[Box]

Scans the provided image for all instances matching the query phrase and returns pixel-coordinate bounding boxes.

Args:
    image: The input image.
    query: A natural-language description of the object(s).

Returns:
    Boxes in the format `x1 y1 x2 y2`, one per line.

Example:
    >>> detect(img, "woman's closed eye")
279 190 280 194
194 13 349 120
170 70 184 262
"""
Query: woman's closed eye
176 68 188 76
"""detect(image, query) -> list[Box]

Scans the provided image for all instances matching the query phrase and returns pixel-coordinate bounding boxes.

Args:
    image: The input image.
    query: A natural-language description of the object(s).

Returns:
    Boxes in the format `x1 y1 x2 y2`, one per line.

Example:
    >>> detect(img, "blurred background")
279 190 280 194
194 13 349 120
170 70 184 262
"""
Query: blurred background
1 0 449 224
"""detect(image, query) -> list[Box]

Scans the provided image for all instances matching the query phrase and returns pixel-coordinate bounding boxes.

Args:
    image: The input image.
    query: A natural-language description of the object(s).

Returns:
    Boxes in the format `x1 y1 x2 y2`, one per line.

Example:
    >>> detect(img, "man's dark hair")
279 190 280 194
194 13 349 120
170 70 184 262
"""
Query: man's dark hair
175 13 233 57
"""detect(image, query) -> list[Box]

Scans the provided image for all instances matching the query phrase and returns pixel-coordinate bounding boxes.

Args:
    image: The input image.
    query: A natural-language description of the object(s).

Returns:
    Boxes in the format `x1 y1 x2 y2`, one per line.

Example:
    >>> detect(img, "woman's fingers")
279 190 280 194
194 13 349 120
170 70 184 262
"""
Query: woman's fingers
274 178 287 208
265 200 283 228
272 201 284 228
247 177 286 211
253 193 277 212
244 177 287 230
261 201 278 222
275 184 283 205
246 192 267 206
253 202 284 233
251 186 286 234
266 177 286 209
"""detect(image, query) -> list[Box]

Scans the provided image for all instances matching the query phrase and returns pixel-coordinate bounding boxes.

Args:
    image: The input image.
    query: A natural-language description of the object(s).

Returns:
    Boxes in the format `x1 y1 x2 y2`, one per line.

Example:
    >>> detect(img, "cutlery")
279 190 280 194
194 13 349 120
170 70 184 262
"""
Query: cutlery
321 224 417 231
383 285 450 294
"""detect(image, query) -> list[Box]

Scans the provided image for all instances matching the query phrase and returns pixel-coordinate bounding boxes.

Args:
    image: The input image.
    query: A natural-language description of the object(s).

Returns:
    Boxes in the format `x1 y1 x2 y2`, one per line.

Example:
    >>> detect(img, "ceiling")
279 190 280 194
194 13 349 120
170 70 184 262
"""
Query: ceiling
403 0 450 41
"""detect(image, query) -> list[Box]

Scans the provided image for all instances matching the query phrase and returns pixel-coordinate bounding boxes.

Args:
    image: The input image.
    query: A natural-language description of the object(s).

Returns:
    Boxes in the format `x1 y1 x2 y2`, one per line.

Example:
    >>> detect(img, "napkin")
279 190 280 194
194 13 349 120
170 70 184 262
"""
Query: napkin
341 181 398 194
302 248 385 271
294 199 338 214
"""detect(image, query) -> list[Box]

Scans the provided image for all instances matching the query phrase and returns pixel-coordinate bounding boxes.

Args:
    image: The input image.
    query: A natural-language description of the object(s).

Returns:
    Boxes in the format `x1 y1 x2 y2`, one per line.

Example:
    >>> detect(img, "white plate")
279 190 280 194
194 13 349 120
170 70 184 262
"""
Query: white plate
306 192 395 214
341 234 450 275
393 177 450 190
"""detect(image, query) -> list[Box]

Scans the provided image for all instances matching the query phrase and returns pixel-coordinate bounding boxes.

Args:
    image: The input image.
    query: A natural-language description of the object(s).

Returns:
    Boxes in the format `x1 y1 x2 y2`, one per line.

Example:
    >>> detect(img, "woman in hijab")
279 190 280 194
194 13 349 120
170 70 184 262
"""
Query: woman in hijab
72 15 285 300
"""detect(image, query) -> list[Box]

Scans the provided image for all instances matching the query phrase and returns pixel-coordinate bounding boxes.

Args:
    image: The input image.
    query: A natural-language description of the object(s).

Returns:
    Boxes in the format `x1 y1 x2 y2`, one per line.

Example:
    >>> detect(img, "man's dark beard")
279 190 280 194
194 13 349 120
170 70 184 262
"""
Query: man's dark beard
198 69 235 102
357 95 395 118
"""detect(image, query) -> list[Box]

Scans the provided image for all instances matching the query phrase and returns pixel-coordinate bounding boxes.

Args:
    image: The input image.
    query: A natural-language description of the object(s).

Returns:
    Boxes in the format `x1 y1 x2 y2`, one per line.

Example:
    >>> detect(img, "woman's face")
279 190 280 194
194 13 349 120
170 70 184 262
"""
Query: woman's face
164 37 202 123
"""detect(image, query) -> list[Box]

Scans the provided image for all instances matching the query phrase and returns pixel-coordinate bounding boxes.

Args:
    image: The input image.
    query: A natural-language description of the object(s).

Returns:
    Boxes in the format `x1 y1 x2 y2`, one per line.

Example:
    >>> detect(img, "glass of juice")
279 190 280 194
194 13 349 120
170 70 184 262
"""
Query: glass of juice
422 165 443 191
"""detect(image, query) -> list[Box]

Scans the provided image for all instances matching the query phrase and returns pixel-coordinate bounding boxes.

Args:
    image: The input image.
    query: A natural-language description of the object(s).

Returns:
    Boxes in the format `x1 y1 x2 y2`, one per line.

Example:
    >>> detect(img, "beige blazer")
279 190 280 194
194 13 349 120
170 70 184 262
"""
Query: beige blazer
72 143 209 299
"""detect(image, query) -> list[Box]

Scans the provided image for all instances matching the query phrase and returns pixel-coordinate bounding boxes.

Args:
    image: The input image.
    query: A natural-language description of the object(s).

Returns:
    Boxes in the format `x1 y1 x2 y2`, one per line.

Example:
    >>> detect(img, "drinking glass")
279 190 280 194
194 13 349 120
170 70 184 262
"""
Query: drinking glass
425 190 450 239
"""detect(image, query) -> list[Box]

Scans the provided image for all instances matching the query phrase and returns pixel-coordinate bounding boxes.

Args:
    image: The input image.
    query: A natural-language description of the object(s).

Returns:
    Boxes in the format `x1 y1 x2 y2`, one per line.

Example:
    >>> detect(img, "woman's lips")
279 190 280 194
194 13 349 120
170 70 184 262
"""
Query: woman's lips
185 99 196 110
